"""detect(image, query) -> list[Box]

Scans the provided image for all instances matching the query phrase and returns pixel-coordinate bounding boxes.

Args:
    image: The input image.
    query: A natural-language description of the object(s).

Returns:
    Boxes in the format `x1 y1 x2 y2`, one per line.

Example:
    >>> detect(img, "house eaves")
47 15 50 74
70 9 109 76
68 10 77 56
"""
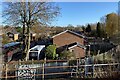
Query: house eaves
68 42 86 50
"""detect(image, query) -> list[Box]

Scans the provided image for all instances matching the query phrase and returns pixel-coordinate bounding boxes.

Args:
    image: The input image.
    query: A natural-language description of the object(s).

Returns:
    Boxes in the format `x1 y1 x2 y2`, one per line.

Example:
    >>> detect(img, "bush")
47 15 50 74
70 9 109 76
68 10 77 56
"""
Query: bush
59 50 75 60
45 44 56 59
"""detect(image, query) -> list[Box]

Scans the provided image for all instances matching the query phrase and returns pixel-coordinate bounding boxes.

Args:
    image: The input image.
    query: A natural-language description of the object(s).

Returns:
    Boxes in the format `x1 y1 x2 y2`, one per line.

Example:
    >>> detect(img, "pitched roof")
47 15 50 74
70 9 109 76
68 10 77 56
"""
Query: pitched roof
56 42 86 54
3 42 21 48
52 30 85 38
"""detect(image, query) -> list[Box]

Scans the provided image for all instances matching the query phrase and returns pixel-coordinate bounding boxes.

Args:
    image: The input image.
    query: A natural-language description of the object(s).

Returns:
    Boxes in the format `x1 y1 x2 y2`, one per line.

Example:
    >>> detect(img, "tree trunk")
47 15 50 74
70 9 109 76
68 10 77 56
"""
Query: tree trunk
22 23 26 52
25 24 31 61
25 2 31 61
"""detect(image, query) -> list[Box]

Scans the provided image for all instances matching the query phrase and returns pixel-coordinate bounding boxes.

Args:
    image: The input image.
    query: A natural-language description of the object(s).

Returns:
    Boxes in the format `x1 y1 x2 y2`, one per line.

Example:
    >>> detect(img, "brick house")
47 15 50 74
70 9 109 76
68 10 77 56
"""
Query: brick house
52 30 86 59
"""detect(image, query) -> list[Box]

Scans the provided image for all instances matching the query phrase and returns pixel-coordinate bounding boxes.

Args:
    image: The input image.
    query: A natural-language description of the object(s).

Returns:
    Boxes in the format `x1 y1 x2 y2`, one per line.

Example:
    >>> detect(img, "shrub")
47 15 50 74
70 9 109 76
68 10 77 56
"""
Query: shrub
45 44 56 59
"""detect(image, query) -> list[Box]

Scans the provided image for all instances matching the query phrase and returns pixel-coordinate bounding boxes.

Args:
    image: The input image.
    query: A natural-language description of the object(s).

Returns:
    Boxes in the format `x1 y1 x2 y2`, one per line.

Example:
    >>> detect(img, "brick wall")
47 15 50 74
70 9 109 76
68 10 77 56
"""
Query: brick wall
72 46 85 58
53 32 84 47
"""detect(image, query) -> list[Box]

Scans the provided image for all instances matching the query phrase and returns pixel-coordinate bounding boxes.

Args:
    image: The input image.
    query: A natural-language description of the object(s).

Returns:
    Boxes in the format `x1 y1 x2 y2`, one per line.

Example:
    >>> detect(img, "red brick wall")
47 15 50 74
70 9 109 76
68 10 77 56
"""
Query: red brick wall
53 32 84 47
72 46 85 58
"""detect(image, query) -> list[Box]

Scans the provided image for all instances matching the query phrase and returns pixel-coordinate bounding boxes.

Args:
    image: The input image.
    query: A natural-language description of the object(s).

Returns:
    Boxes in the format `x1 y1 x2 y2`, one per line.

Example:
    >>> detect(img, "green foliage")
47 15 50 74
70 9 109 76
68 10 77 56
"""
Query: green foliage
15 27 22 33
4 25 10 29
2 34 11 45
96 22 101 37
90 30 97 37
82 26 85 32
110 32 120 45
85 24 91 33
105 13 118 37
59 50 75 60
100 29 107 38
45 44 56 59
68 60 77 66
90 51 97 56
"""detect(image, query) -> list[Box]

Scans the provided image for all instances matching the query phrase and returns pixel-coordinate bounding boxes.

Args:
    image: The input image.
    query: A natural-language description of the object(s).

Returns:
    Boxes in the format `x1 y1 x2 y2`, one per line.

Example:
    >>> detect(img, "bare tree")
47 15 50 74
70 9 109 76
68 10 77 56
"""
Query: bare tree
3 2 60 61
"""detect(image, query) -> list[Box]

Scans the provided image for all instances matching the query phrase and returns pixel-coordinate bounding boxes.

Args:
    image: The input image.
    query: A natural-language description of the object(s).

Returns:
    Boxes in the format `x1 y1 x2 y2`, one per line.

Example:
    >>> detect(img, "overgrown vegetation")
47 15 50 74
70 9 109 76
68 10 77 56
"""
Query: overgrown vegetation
2 34 11 45
59 50 75 60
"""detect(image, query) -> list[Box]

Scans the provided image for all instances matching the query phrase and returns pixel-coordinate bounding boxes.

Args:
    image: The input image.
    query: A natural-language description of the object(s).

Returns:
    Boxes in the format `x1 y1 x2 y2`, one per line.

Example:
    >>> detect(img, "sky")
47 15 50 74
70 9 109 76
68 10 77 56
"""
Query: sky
51 2 118 26
0 2 118 27
0 2 2 26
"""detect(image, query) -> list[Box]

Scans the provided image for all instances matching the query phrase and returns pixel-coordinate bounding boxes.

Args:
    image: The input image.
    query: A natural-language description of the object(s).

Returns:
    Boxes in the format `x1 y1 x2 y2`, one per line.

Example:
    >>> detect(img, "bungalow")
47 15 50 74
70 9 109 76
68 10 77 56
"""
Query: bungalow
52 30 86 59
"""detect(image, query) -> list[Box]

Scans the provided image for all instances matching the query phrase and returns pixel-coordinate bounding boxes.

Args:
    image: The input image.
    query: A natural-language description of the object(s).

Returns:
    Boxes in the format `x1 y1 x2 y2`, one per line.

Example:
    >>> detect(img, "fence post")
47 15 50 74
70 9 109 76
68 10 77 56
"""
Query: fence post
93 63 94 78
42 61 44 80
110 63 112 77
18 60 21 80
16 60 19 80
85 58 86 78
93 56 94 78
5 63 7 80
32 59 33 64
76 59 78 78
32 59 36 80
85 58 88 78
19 60 21 65
42 58 46 80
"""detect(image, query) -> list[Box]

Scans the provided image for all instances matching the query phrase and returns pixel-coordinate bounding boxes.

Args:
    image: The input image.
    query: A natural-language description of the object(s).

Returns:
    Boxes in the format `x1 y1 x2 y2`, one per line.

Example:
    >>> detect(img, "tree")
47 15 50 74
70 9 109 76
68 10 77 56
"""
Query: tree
31 24 47 39
96 22 101 37
81 26 85 33
85 24 91 36
2 34 11 45
85 24 91 33
3 2 60 61
4 25 10 29
90 30 97 37
105 13 118 37
15 26 22 34
45 45 56 59
118 2 120 32
100 16 106 27
66 24 74 30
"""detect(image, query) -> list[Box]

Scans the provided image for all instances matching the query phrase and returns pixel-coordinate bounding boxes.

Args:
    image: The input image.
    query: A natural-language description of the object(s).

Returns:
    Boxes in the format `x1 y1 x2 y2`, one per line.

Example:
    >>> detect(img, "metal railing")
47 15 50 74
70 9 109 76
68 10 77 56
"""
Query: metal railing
0 59 120 79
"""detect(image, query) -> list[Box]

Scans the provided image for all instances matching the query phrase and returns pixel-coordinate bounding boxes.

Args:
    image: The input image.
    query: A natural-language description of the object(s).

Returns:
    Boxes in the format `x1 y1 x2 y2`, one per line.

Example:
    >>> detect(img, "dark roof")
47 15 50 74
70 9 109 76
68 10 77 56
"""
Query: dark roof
86 42 116 53
68 42 77 47
3 42 21 48
67 42 86 49
56 42 86 54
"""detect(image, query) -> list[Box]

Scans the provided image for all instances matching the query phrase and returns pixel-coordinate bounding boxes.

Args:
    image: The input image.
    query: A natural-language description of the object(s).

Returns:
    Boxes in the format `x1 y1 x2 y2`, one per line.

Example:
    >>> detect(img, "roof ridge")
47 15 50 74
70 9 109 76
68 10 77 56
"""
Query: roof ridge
52 30 85 38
